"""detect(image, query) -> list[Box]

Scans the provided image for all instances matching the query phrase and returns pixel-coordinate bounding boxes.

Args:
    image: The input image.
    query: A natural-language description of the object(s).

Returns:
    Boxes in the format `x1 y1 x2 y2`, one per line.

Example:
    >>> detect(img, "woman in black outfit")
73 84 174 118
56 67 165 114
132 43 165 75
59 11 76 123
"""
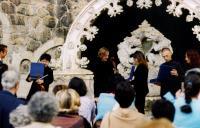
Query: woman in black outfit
130 51 149 114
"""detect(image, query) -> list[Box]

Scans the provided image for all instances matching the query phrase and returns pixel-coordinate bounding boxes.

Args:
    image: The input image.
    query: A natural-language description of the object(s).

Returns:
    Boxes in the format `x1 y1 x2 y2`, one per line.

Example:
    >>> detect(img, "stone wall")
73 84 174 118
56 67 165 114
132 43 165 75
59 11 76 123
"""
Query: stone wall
0 0 90 72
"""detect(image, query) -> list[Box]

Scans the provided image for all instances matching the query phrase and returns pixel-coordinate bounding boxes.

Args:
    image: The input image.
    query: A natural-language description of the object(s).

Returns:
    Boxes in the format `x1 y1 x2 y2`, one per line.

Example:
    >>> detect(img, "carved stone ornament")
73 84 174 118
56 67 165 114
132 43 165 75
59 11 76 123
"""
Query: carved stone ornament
62 0 200 71
117 20 172 79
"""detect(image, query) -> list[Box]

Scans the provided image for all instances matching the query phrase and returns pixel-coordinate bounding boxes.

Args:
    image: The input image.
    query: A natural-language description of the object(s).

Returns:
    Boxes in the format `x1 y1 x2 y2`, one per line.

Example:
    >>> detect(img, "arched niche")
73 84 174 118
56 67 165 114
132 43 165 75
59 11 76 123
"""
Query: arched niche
20 59 31 74
62 0 200 73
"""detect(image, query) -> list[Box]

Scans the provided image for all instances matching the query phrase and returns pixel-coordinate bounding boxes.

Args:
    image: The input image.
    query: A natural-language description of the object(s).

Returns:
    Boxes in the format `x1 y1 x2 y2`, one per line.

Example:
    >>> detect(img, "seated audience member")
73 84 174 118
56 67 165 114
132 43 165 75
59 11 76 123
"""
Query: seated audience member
53 89 90 128
151 99 175 122
9 105 31 127
0 69 25 128
21 92 59 128
140 118 174 128
94 74 125 126
52 84 67 95
68 77 96 124
165 68 200 128
56 89 80 114
100 81 147 128
0 63 8 90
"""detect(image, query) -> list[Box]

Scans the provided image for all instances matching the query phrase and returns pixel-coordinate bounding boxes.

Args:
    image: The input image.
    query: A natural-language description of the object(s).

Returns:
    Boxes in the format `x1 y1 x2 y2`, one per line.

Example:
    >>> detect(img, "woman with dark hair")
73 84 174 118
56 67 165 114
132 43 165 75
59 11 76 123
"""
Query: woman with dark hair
171 68 200 128
185 49 200 70
130 51 149 114
68 77 96 126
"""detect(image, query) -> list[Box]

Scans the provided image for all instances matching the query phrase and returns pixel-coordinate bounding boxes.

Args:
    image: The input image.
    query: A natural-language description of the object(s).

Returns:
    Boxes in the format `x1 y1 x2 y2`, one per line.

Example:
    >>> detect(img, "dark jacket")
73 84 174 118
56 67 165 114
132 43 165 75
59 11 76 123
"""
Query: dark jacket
0 91 25 128
159 60 183 97
93 58 114 97
26 66 54 101
130 64 149 114
131 64 149 95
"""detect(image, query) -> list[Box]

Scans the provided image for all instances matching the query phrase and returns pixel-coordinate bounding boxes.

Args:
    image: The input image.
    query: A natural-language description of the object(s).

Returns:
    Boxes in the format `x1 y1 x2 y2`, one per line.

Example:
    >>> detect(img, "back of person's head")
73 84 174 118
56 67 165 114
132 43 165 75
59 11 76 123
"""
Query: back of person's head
39 53 51 62
181 68 200 113
115 81 135 108
109 73 125 93
68 77 87 96
56 89 80 113
0 44 7 52
140 118 174 128
9 105 31 127
52 84 67 95
1 69 19 90
28 92 58 123
152 99 175 122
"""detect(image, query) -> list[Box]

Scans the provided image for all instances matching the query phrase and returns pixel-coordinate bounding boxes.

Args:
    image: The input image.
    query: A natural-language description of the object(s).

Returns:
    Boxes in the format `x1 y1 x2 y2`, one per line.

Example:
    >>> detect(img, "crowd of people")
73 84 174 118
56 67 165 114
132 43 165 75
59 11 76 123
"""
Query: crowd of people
1 44 200 128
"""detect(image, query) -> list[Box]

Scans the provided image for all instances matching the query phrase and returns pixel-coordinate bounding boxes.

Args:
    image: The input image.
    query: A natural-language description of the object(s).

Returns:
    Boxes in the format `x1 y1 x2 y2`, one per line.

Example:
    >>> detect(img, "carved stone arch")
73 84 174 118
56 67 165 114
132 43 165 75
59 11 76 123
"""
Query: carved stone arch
33 38 64 62
12 38 63 71
20 59 31 74
62 0 200 71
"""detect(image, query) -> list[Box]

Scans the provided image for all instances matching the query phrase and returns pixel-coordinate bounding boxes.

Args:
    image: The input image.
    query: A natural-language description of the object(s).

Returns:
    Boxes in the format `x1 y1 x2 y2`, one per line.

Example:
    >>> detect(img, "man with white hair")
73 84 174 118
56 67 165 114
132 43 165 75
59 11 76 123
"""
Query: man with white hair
0 69 25 128
158 48 183 98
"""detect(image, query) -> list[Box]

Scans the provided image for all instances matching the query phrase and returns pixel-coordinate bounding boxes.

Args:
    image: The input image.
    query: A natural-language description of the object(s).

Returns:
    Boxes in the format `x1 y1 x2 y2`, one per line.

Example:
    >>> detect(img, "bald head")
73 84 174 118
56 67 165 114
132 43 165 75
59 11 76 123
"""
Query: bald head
161 48 172 62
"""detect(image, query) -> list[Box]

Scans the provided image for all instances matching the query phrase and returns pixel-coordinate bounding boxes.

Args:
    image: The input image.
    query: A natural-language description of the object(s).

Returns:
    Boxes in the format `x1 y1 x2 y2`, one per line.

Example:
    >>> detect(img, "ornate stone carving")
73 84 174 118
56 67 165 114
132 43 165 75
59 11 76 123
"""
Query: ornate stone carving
192 25 200 41
105 0 123 17
117 20 172 79
166 0 200 41
82 25 99 41
62 0 200 71
136 0 153 9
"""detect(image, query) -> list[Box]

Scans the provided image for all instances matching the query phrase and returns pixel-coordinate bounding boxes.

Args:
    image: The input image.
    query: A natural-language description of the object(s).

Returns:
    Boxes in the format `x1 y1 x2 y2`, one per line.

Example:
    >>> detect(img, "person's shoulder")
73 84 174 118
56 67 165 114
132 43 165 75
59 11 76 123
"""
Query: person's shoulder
172 60 181 64
46 66 53 72
137 64 148 70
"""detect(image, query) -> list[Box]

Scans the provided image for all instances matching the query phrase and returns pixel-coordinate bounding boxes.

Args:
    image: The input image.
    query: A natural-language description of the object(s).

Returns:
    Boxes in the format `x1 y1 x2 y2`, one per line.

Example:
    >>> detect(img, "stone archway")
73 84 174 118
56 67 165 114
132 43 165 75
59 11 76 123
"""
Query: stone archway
60 0 200 97
62 0 200 72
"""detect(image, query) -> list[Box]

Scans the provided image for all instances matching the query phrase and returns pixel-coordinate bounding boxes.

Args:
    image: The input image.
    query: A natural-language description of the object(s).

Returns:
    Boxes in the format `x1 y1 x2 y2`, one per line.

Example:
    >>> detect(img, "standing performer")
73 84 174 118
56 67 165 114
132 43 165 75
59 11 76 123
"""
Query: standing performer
26 53 54 101
130 51 149 114
92 47 115 97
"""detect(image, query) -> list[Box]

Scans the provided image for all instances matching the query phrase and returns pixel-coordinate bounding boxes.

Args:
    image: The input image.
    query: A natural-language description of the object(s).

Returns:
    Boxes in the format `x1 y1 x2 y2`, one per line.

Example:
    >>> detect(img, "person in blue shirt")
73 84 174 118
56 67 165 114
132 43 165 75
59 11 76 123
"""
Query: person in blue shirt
0 69 25 128
165 68 200 128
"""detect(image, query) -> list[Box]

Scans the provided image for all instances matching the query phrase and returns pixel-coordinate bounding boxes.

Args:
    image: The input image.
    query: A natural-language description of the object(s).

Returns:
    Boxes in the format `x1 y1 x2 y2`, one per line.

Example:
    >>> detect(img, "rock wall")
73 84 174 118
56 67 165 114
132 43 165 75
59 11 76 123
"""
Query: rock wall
0 0 90 72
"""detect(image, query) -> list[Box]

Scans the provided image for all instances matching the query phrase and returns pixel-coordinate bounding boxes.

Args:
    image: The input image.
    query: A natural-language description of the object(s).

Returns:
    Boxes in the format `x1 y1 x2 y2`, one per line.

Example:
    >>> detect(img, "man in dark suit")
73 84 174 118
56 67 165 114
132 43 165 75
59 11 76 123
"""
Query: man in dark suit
159 48 183 98
0 44 7 64
26 53 54 101
0 69 25 128
92 47 115 97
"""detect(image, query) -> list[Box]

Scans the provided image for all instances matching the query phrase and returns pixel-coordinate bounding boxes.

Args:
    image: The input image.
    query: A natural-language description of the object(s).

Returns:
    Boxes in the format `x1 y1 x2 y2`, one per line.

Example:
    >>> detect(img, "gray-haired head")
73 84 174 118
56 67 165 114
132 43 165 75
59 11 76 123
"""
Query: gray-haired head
185 68 200 76
9 105 31 127
28 92 58 123
1 69 20 90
